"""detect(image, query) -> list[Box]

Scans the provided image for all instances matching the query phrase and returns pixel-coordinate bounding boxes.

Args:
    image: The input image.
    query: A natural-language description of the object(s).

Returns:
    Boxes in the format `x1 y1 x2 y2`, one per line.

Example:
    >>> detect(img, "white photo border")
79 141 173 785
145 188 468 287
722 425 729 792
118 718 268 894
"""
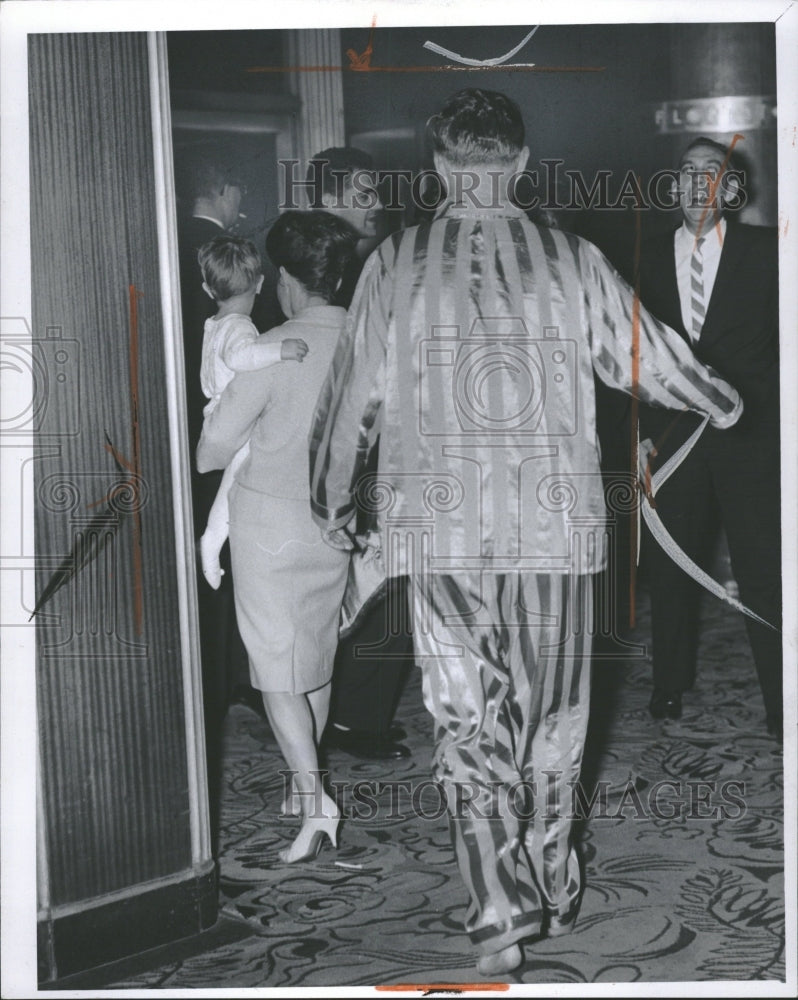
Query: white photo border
1 2 795 997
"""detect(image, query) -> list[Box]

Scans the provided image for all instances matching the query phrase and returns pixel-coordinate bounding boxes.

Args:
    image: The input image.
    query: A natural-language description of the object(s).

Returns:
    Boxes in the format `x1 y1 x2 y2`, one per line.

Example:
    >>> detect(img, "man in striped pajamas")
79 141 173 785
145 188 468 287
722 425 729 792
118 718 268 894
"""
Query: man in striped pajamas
309 89 743 975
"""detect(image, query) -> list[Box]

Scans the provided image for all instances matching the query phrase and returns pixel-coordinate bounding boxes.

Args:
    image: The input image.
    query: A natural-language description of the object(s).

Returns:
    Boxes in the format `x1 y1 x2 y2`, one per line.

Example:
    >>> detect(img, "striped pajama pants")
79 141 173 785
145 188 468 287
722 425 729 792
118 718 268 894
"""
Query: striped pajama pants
409 571 593 955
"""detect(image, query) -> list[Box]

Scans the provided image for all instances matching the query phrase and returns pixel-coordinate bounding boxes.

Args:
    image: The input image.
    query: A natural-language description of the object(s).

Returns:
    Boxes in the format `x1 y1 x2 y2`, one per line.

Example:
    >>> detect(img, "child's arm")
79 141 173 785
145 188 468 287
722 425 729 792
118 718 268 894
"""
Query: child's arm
197 369 266 472
280 338 309 362
224 326 308 372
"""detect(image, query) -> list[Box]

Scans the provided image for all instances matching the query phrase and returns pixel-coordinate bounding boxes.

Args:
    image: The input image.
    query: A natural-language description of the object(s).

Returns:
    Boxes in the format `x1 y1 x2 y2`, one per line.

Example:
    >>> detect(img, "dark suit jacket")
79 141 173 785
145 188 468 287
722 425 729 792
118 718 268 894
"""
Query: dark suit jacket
638 221 780 456
177 215 226 456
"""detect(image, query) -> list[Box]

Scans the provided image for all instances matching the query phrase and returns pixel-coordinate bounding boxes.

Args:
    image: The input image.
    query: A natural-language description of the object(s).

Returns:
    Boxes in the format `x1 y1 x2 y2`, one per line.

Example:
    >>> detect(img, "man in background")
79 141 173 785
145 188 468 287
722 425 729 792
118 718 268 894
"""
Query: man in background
178 155 245 454
637 136 781 736
176 154 256 837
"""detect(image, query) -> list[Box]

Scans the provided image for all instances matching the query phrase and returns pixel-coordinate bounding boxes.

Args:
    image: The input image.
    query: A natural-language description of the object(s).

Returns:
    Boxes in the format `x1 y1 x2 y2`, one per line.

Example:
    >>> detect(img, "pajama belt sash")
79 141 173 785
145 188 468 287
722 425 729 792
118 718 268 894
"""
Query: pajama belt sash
638 414 778 632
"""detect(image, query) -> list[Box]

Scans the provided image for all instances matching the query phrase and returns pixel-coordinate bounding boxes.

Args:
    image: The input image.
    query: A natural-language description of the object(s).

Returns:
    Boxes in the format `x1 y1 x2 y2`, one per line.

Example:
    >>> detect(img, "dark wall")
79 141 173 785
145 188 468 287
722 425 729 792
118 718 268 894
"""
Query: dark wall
168 29 287 96
341 24 670 179
172 131 280 251
338 22 777 270
165 24 777 274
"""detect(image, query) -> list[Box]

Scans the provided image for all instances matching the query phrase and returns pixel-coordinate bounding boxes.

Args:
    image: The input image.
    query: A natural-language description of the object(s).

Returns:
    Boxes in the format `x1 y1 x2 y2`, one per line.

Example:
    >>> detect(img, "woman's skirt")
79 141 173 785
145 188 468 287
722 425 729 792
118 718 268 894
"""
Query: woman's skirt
228 481 349 694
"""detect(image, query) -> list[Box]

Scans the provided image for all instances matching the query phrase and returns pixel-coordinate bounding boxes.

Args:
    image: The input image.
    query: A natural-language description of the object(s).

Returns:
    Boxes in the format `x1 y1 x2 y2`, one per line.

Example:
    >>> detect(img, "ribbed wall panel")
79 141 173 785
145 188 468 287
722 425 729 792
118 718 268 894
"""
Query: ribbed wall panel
30 33 193 906
288 30 345 172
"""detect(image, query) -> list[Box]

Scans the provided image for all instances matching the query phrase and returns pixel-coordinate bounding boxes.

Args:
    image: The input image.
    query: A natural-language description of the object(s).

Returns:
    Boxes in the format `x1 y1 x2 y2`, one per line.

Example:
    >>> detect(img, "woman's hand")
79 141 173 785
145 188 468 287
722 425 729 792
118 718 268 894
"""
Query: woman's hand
281 338 309 362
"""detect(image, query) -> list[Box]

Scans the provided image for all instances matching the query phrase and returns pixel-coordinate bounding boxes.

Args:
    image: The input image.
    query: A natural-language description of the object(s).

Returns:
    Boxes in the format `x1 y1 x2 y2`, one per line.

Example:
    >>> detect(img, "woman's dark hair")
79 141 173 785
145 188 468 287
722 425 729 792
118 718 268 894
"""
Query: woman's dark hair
427 88 525 167
266 210 359 302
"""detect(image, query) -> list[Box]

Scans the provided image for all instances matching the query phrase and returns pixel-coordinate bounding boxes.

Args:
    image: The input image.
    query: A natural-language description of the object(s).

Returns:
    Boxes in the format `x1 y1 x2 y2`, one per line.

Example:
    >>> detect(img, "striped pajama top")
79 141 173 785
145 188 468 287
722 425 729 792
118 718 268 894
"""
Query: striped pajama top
309 200 742 577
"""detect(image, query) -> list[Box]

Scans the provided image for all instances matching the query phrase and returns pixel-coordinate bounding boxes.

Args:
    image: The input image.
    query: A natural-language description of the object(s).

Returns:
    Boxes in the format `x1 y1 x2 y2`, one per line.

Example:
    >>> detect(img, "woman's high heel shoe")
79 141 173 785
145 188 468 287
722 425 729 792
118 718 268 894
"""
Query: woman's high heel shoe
278 814 340 864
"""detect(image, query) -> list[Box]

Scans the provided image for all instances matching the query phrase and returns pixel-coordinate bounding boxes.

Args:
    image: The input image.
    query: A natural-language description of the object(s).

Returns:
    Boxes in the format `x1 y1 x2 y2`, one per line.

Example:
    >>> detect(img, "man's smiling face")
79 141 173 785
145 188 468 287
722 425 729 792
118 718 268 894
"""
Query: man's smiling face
678 141 728 236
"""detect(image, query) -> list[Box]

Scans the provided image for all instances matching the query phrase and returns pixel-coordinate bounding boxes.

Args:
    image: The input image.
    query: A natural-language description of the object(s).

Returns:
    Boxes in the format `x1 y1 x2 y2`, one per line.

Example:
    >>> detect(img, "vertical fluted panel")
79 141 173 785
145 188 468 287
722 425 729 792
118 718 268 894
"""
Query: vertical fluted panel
29 33 192 906
288 29 345 170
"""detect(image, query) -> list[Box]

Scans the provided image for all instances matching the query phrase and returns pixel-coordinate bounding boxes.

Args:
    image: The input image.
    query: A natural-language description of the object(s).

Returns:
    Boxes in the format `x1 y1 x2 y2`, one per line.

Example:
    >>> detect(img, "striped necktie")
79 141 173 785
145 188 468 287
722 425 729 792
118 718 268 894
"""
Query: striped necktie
690 236 706 341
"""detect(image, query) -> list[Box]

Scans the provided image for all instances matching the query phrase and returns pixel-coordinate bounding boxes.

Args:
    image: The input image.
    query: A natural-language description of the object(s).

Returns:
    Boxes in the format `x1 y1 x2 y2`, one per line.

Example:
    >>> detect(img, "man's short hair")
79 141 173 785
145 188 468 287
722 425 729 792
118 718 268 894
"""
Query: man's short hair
197 235 262 302
185 153 242 202
306 146 374 201
427 89 525 167
679 136 730 166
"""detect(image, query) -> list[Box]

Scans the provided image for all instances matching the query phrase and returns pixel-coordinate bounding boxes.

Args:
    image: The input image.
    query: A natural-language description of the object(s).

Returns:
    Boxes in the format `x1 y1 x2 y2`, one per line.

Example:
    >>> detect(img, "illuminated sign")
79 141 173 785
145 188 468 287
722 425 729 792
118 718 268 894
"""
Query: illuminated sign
654 96 776 134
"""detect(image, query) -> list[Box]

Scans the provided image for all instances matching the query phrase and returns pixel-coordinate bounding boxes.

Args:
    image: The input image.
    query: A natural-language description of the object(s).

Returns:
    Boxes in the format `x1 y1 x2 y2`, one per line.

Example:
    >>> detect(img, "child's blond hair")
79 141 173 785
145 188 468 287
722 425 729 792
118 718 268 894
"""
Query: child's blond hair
198 235 262 302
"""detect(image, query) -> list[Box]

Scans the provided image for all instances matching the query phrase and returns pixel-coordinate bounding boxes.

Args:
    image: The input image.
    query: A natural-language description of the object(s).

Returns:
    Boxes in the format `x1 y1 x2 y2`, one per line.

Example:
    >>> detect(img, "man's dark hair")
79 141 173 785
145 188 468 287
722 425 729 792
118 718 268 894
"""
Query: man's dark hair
427 89 525 167
306 146 375 201
266 210 358 302
679 136 730 166
185 153 242 202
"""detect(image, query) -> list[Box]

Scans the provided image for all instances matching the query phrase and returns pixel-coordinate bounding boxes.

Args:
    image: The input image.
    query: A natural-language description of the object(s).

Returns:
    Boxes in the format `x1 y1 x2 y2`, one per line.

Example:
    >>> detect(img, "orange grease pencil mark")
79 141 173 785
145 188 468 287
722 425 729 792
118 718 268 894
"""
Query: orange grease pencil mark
629 185 642 631
86 482 131 511
103 439 136 475
375 985 510 992
631 208 692 629
346 13 376 70
86 438 137 510
693 132 744 249
129 284 145 636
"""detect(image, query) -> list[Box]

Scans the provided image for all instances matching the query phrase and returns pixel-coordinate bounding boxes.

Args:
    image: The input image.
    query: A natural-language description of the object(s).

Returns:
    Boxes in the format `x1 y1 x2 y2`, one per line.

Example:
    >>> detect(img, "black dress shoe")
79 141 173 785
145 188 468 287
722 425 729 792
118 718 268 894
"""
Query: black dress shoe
649 688 682 720
325 726 411 760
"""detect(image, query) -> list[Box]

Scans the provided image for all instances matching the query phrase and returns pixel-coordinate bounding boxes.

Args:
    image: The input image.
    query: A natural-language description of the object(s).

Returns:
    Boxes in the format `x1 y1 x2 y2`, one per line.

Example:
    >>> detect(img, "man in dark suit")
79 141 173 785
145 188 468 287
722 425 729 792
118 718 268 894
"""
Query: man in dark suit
638 137 782 737
176 155 258 836
178 156 245 458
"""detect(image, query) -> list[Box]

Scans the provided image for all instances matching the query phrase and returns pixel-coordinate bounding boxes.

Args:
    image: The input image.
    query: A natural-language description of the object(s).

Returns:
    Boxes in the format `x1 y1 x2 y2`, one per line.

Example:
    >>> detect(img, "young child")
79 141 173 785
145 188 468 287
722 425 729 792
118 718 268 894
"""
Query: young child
197 235 308 588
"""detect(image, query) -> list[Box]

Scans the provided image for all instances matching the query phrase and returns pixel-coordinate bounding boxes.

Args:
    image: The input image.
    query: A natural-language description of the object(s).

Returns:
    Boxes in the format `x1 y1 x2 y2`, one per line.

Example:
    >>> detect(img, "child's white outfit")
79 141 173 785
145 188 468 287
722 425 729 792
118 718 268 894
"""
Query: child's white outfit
200 312 284 588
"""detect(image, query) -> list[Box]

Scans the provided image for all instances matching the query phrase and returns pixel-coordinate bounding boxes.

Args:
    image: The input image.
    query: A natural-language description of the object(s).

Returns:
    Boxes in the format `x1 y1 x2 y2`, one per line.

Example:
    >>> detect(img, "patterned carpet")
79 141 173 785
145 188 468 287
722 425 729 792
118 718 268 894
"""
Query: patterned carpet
111 585 786 989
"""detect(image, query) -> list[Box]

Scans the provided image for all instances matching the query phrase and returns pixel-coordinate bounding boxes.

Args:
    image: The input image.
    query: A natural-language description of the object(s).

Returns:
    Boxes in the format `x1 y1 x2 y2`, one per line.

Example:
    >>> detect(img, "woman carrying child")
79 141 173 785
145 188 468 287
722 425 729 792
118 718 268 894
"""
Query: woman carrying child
197 211 358 863
196 234 308 589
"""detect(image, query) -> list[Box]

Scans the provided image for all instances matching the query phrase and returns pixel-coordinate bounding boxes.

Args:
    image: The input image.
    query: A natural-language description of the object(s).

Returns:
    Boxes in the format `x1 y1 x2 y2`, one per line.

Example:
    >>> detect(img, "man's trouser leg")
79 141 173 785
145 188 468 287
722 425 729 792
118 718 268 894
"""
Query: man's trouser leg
644 443 716 694
709 429 782 719
329 578 414 737
410 571 593 954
